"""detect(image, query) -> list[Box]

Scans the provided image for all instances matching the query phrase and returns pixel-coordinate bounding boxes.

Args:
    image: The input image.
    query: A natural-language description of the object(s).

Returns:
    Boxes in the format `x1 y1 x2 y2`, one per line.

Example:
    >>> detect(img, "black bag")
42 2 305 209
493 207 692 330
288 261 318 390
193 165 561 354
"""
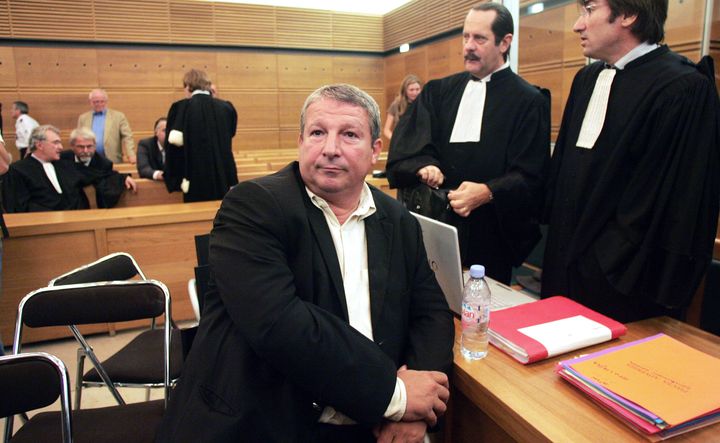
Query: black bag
400 183 470 263
400 183 453 224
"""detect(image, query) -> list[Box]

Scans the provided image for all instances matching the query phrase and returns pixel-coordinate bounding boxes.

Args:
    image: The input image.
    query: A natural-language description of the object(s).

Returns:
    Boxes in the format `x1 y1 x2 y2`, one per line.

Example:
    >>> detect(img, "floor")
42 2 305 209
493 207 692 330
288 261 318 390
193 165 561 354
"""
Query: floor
2 324 191 436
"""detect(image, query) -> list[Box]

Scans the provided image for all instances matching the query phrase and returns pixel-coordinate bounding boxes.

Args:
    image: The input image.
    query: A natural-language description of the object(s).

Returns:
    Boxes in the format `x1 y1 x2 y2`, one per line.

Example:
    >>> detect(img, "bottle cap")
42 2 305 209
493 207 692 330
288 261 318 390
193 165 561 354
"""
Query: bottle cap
469 264 485 278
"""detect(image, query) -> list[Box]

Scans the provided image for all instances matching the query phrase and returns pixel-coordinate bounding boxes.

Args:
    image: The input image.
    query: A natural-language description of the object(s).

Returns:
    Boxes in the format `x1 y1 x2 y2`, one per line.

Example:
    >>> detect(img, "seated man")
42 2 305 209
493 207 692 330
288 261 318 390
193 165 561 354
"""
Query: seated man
157 84 454 443
3 125 127 212
136 117 166 180
60 127 137 208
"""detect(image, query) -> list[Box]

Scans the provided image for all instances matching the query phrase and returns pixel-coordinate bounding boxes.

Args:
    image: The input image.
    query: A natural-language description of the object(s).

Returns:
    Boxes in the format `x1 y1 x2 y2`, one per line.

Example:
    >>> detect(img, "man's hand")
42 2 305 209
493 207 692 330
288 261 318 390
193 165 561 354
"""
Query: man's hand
125 176 138 193
416 165 445 188
153 170 164 181
397 366 449 426
374 421 427 443
447 181 492 217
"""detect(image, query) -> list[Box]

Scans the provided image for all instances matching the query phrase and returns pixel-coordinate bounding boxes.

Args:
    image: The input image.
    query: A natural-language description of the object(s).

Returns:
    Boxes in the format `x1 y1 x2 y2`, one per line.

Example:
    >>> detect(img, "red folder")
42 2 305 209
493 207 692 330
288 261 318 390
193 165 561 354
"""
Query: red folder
488 296 627 364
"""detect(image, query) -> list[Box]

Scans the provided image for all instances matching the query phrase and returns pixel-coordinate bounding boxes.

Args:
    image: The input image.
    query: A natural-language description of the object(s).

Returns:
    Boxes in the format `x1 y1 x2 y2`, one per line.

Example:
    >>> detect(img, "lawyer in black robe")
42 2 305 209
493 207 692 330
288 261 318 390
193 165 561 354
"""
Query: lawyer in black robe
59 150 129 208
163 93 238 202
542 47 720 321
387 69 550 283
3 155 96 212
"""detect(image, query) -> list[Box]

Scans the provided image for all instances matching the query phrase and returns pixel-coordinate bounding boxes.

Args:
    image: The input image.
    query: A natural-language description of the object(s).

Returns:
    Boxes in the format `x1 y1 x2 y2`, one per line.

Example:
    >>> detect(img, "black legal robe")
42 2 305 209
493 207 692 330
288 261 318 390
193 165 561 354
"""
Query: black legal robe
59 150 128 208
164 94 238 202
542 47 720 313
2 156 92 212
387 68 550 281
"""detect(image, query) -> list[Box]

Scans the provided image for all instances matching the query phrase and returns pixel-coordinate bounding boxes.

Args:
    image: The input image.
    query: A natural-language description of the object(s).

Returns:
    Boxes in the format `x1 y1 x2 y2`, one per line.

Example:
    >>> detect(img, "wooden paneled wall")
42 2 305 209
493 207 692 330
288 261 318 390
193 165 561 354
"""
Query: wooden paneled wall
0 0 383 52
385 0 709 143
0 46 384 160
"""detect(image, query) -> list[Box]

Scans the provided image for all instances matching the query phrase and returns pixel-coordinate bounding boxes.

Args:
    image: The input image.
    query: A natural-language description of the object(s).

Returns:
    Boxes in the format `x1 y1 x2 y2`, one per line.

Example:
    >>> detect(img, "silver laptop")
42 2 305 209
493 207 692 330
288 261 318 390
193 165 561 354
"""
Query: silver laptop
411 212 538 315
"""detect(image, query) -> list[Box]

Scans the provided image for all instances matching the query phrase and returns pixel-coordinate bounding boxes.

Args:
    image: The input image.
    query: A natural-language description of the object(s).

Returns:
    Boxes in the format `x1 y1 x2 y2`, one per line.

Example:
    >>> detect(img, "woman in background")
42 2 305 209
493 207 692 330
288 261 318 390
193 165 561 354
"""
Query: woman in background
383 74 422 140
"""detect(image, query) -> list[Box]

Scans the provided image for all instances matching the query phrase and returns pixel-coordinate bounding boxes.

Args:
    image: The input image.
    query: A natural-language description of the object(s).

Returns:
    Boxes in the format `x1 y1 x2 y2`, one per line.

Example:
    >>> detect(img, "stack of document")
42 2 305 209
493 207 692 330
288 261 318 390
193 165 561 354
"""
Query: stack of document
488 296 627 364
556 334 720 439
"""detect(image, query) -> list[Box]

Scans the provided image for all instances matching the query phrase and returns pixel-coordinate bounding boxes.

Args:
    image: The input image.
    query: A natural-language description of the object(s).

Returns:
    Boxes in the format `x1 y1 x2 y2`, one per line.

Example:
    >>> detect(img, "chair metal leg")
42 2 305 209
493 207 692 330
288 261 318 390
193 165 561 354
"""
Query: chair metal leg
75 347 86 410
70 326 125 406
145 386 151 402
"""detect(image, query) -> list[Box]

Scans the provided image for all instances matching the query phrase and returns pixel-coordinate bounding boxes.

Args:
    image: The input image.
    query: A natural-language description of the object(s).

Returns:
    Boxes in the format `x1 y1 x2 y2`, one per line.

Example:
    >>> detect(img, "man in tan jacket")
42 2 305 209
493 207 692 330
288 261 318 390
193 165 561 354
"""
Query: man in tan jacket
77 89 136 164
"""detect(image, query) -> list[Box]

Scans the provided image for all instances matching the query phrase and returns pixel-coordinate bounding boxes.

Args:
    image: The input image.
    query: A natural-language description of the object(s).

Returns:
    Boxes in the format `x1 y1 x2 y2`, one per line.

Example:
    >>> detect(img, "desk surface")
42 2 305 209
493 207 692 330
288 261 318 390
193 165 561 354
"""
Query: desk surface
451 316 720 443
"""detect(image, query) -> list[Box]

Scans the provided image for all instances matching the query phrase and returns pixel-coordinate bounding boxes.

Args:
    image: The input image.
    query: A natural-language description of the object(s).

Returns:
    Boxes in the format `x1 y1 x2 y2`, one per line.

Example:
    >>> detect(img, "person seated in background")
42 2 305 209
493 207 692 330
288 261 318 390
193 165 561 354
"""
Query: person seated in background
77 88 136 164
12 101 39 160
60 127 137 208
2 125 130 212
382 74 422 141
137 117 166 180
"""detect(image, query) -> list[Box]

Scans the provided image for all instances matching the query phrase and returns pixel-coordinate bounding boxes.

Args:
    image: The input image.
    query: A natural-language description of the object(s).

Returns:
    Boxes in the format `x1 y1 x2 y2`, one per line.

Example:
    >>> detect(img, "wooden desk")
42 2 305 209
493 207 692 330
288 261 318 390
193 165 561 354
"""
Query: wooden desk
2 202 219 344
449 317 720 442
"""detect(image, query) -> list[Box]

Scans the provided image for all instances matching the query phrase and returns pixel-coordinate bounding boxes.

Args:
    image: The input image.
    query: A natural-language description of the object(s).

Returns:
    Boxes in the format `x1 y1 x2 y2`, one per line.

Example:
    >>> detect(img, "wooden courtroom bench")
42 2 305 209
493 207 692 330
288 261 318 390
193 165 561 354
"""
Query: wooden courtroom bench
83 178 182 208
2 202 220 344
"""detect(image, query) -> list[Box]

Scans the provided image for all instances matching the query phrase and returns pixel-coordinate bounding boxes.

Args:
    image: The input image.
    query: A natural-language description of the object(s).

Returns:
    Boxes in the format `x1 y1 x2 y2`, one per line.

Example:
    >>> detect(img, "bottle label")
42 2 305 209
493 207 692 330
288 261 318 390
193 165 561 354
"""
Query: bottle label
461 302 478 329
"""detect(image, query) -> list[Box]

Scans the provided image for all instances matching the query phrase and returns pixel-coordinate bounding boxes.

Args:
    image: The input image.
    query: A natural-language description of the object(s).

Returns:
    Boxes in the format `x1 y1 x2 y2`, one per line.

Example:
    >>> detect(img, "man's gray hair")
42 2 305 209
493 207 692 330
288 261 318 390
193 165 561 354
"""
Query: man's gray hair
89 88 108 100
70 127 97 146
300 84 381 141
29 124 61 152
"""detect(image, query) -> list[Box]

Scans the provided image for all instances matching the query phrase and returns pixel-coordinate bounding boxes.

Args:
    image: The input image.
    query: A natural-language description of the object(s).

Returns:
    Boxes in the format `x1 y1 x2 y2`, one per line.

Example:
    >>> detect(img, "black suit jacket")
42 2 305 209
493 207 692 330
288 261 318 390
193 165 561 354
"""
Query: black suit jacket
157 163 454 442
58 150 125 208
136 136 164 179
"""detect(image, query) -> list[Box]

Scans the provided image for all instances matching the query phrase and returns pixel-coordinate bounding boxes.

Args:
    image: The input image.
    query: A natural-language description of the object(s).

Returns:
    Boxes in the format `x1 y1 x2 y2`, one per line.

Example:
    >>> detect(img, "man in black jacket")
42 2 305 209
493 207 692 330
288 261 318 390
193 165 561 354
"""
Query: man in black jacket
136 117 166 180
157 84 454 443
60 127 136 208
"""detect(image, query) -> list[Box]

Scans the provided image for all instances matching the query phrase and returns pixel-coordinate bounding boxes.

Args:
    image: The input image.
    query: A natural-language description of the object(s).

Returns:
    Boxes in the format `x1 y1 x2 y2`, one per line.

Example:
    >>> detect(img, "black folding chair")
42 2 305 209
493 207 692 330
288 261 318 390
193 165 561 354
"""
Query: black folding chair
1 352 164 443
14 281 174 412
48 253 183 409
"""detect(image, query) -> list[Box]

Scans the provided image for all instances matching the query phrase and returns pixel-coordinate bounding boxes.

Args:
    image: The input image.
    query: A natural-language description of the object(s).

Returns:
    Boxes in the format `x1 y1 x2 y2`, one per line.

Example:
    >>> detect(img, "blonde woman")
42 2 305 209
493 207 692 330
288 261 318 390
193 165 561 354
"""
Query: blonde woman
383 74 422 140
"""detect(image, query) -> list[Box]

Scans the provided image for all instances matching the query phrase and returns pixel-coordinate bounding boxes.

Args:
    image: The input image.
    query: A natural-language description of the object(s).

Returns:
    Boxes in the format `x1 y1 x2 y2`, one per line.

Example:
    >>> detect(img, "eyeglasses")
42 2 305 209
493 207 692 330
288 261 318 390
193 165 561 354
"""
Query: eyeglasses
74 144 94 149
578 2 600 17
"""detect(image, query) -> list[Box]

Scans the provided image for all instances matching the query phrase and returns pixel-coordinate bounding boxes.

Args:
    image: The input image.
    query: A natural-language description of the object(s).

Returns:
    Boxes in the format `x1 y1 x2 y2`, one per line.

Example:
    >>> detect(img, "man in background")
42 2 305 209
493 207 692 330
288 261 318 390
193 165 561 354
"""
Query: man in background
77 89 136 164
136 117 166 180
61 127 137 208
12 101 39 160
542 0 720 322
387 3 550 284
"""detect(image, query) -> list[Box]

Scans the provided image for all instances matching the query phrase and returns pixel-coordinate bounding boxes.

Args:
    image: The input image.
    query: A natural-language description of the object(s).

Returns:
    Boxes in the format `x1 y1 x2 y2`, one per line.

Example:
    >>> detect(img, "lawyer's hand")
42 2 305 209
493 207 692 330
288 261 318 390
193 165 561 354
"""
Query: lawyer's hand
397 366 449 426
416 165 445 188
448 181 492 217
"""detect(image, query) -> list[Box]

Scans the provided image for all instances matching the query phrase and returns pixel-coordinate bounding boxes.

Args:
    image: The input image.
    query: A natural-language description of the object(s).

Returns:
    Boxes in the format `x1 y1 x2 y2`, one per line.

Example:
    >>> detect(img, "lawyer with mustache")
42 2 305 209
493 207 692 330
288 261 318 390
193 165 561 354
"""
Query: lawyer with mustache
387 2 550 284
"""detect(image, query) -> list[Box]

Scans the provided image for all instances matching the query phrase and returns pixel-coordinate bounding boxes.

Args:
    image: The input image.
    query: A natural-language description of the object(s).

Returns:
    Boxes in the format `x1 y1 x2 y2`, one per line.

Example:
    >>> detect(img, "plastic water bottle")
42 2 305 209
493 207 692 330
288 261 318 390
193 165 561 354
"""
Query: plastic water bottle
461 264 491 360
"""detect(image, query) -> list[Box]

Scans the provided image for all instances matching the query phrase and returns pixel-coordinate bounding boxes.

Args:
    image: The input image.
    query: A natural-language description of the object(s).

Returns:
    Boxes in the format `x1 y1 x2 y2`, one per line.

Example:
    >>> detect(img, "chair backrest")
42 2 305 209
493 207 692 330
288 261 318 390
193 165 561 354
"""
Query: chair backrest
13 281 173 404
0 352 72 443
49 252 146 286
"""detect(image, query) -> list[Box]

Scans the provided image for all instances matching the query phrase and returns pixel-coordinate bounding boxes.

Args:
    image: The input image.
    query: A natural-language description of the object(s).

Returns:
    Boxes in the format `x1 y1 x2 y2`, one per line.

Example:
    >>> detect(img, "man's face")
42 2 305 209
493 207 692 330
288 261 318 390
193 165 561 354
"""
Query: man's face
573 1 627 63
155 120 167 147
462 9 510 78
71 137 96 161
11 104 20 119
34 130 63 162
89 92 108 113
298 98 381 202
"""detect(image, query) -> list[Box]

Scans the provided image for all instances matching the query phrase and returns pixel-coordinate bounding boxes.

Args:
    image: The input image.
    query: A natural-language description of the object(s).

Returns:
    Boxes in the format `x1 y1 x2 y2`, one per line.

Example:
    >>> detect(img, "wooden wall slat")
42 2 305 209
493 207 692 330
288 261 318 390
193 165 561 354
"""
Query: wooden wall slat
94 0 171 43
214 4 277 47
9 0 95 40
169 0 215 44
